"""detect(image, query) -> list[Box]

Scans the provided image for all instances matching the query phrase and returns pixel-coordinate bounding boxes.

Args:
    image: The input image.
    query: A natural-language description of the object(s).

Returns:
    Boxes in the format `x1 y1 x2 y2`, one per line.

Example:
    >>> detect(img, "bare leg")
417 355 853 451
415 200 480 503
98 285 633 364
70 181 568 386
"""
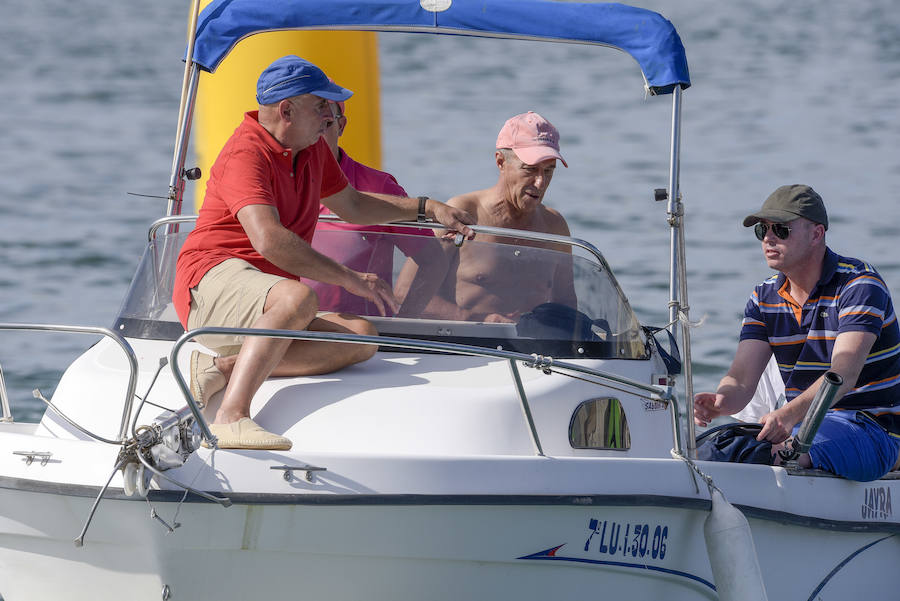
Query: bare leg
213 280 377 424
271 313 377 375
212 279 314 424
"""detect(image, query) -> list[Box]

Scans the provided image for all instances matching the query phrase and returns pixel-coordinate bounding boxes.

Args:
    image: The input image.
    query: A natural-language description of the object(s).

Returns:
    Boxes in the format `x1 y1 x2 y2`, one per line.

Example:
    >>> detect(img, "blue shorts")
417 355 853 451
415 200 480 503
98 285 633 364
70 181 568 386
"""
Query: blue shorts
795 410 900 482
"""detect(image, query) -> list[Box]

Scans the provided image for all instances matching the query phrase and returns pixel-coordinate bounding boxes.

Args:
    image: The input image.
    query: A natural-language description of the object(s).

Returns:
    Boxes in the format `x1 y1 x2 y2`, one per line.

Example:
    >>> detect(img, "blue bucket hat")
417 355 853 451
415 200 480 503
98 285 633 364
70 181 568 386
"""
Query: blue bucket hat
256 55 353 105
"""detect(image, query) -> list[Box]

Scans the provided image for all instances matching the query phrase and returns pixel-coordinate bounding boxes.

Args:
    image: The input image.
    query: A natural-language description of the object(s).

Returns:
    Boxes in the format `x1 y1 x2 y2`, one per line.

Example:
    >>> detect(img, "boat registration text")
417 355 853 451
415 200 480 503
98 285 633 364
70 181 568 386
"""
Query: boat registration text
584 518 669 561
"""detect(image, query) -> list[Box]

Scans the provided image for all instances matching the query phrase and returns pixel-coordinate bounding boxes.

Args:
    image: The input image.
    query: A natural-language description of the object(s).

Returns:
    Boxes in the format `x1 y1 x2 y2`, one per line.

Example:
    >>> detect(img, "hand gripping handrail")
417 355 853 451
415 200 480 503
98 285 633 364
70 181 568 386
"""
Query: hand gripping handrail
0 323 139 441
170 326 682 452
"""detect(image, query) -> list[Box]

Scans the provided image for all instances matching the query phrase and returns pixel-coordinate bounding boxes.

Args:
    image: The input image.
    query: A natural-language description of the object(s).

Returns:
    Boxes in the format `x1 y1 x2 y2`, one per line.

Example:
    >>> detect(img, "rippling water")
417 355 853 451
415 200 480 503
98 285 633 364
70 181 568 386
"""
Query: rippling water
0 0 899 422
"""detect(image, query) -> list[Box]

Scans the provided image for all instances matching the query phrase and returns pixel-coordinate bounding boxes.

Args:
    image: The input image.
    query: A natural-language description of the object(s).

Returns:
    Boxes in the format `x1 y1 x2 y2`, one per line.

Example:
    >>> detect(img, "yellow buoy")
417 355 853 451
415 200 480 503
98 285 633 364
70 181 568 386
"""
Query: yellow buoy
192 29 382 211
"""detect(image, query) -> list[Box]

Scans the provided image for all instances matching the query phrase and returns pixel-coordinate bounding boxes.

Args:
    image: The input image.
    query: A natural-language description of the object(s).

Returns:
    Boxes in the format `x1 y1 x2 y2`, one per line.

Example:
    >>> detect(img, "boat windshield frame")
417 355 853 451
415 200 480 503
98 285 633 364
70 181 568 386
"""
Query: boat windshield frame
115 216 650 361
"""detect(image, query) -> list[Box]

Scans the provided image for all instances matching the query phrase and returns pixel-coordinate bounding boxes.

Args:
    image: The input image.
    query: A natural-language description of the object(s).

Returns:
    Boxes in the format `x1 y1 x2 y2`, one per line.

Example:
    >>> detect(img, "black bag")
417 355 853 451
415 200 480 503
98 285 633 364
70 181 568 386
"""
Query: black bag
695 422 774 465
516 302 607 342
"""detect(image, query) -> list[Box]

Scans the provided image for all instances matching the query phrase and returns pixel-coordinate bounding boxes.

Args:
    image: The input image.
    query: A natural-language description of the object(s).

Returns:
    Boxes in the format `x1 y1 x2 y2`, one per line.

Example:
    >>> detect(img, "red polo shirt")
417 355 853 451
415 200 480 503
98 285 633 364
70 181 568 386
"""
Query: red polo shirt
173 111 348 326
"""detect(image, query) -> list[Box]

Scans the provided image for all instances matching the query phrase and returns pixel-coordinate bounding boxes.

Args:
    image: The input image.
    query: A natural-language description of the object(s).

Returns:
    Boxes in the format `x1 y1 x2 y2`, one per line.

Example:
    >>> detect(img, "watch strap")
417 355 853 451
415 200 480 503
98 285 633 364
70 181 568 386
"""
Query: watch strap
416 196 428 223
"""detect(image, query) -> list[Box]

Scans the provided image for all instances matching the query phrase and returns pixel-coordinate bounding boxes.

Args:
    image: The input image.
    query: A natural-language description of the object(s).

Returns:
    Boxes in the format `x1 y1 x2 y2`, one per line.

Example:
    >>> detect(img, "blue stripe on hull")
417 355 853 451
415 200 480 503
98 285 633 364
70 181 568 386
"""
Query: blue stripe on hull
518 546 716 591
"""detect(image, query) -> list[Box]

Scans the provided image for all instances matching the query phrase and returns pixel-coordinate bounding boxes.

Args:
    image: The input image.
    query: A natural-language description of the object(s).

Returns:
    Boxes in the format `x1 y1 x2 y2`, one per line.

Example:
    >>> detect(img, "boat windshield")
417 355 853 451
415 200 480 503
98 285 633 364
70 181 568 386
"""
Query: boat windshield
114 224 647 360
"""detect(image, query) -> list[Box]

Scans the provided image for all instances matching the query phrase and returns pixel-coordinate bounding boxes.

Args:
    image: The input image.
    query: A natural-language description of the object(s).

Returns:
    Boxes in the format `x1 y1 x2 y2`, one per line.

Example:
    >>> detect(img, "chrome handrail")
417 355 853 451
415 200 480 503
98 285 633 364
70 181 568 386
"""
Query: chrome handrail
149 213 611 267
146 215 638 336
0 323 138 441
148 215 201 241
170 326 681 452
318 214 612 266
508 359 544 456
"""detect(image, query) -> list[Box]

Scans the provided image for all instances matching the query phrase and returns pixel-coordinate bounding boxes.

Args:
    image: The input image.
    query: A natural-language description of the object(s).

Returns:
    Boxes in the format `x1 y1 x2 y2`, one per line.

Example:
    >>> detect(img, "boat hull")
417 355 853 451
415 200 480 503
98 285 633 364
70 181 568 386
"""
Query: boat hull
0 480 896 601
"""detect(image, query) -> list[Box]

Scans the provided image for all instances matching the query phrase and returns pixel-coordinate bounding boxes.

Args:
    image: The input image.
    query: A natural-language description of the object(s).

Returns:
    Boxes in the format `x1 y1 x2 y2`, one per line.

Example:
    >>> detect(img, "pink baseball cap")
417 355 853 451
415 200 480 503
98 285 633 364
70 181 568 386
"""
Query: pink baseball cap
496 111 567 168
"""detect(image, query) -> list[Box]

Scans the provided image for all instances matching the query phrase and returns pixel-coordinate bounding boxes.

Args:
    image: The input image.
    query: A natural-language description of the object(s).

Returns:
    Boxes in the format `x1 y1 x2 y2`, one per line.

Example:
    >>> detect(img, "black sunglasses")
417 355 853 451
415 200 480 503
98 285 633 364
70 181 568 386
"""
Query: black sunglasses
754 222 792 241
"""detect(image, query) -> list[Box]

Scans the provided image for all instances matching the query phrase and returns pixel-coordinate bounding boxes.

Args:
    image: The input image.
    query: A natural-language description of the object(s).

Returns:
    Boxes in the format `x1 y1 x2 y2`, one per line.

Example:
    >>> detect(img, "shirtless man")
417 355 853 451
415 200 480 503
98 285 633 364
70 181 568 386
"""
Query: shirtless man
409 111 576 322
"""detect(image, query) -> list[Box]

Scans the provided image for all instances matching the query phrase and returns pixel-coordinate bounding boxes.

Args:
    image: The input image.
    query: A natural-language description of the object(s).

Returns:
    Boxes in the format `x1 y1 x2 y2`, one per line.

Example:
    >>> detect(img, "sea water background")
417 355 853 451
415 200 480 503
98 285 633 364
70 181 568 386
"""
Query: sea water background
0 0 899 423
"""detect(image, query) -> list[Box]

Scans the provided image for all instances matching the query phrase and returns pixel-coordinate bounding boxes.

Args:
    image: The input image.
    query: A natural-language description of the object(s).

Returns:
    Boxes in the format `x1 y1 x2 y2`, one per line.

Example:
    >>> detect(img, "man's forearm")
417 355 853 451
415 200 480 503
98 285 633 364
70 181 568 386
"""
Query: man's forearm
714 375 759 415
331 190 427 225
787 365 861 424
395 246 451 317
323 187 474 240
710 338 773 417
259 226 355 288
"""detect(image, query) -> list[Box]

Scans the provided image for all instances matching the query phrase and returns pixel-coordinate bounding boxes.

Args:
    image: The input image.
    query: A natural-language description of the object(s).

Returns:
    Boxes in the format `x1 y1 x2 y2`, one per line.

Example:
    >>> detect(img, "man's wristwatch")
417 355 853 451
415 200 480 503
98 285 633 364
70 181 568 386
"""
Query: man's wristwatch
416 196 428 223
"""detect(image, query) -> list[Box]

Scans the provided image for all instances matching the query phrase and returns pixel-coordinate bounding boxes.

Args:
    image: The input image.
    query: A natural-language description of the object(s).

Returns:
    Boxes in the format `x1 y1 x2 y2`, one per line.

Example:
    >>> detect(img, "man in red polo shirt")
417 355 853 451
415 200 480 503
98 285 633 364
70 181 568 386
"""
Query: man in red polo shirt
173 55 474 450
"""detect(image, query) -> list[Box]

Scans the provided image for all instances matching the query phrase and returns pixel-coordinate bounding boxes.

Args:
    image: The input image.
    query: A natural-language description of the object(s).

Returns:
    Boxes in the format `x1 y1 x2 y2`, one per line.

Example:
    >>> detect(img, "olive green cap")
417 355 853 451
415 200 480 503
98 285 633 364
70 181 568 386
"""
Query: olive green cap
742 184 828 230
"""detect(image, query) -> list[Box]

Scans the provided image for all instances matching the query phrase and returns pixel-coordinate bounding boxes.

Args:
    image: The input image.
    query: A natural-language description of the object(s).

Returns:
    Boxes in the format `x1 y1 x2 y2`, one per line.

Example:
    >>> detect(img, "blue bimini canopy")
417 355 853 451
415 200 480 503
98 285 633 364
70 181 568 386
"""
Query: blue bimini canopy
191 0 690 95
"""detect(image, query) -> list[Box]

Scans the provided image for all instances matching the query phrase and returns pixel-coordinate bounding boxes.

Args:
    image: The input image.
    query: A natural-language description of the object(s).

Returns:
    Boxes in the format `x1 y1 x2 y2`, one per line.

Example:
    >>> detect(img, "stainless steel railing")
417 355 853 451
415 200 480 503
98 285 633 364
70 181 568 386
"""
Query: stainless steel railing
0 323 138 441
0 321 684 454
170 326 682 453
147 214 612 267
148 215 200 241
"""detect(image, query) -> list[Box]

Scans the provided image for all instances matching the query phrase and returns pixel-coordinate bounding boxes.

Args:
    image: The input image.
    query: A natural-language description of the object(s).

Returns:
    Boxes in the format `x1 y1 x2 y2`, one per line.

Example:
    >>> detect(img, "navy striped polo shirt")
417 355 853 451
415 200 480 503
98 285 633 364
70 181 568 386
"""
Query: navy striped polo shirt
740 247 900 431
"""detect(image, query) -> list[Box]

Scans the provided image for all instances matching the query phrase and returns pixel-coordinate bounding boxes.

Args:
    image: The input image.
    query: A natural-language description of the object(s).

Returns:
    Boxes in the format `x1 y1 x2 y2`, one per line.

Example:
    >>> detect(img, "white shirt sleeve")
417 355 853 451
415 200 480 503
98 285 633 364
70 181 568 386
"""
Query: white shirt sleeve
733 355 785 423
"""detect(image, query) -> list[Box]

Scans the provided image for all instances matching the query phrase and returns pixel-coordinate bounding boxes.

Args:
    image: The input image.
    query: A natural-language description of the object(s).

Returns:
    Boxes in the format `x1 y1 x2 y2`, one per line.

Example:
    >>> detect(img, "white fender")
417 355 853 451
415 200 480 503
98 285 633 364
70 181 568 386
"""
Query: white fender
122 462 137 497
135 463 152 498
703 487 769 601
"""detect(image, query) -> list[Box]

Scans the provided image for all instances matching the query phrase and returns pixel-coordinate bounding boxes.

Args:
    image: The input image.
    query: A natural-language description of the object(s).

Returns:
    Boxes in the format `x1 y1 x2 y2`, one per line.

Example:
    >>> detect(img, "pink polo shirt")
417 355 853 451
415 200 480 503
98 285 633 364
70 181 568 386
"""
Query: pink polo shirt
310 149 432 315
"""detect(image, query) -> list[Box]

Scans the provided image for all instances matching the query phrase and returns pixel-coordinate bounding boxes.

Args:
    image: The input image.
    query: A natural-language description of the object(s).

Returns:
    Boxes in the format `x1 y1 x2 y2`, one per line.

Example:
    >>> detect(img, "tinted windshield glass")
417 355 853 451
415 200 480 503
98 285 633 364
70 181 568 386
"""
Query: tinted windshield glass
115 225 647 360
115 227 187 340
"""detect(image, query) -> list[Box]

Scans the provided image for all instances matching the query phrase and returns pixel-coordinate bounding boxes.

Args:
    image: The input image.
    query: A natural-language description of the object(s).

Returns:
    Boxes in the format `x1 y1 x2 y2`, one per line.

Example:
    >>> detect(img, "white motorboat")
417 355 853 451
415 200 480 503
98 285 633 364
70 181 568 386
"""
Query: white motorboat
0 1 897 600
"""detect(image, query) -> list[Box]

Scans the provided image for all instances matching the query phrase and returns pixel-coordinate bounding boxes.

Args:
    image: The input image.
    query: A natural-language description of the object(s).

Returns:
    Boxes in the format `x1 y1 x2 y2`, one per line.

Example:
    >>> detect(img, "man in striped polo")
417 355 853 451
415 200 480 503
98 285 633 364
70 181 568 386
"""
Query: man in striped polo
694 184 900 481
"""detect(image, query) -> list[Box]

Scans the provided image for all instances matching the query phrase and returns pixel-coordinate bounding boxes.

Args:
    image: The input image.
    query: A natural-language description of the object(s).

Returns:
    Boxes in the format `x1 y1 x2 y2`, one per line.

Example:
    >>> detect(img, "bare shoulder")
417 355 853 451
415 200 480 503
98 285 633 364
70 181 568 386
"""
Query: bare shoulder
540 205 571 236
446 190 484 212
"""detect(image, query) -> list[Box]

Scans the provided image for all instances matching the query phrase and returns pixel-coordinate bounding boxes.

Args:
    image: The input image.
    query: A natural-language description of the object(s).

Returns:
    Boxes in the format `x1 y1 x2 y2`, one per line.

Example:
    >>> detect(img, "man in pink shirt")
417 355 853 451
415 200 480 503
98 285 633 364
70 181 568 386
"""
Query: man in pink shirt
308 98 434 315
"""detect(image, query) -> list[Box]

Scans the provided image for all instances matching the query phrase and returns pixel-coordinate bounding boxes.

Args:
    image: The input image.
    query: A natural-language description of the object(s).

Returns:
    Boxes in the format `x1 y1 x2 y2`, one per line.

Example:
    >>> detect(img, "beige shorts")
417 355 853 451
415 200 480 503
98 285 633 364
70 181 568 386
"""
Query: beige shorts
187 258 285 355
